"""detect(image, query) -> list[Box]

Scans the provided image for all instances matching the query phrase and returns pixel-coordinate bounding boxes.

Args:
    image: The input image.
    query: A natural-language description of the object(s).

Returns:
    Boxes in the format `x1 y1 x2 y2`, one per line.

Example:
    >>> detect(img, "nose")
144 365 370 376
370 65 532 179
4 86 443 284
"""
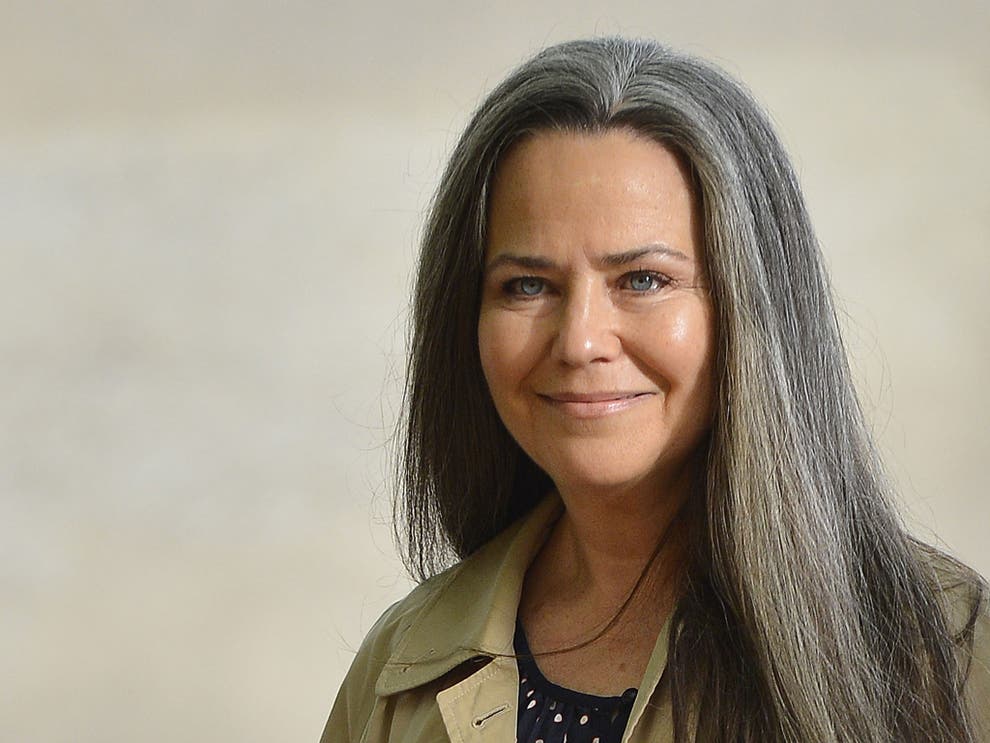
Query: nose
550 279 621 366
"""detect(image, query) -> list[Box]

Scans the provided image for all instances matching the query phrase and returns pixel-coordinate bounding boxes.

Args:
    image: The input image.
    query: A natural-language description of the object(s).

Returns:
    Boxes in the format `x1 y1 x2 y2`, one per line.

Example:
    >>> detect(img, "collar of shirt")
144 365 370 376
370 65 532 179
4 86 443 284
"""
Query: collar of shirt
372 492 675 740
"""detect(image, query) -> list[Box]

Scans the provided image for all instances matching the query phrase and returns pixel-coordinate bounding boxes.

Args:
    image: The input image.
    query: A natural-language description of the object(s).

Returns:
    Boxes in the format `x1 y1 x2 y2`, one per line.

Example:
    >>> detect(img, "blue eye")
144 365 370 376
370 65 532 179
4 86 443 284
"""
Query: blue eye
625 271 666 292
509 277 545 296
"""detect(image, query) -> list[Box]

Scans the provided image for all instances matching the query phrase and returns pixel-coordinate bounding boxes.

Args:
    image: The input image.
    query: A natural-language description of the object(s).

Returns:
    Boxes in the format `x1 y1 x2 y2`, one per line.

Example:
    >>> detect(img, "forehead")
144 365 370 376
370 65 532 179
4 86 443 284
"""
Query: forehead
486 128 702 262
495 127 691 184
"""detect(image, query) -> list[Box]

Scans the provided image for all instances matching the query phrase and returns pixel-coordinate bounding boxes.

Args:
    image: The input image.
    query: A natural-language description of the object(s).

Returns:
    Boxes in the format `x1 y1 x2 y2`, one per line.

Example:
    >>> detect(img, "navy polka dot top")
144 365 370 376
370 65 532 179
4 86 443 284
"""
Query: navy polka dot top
514 621 638 743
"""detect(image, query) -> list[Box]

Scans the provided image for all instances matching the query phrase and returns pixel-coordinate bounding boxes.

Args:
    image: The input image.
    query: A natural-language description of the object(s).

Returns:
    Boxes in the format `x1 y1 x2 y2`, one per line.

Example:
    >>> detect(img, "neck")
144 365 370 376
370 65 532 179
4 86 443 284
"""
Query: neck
555 485 688 594
518 460 701 675
518 474 693 656
527 457 699 618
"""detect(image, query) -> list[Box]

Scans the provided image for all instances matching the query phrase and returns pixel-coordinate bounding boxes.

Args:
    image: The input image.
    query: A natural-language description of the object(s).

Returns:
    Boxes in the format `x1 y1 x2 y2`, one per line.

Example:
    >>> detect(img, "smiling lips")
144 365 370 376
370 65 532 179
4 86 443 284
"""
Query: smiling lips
538 391 655 418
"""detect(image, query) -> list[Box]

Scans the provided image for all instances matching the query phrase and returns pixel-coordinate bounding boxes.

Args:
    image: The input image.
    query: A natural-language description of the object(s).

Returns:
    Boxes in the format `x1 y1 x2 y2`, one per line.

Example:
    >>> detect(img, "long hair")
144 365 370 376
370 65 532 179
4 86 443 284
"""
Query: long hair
397 37 984 741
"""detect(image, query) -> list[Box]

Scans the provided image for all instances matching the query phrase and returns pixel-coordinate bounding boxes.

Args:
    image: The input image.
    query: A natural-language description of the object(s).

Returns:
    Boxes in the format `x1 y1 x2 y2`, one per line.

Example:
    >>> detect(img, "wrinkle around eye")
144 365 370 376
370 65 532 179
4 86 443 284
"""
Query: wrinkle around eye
493 275 564 303
616 270 673 294
506 276 547 297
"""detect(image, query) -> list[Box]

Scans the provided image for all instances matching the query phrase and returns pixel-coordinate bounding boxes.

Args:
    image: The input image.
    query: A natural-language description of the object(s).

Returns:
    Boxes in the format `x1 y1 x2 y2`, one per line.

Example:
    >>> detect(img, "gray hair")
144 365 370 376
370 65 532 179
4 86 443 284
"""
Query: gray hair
398 37 983 741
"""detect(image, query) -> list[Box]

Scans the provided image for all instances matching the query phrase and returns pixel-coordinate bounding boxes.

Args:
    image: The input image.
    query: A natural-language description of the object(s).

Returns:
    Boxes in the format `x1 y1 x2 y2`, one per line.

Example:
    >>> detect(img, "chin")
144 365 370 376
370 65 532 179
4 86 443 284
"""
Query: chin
543 460 662 497
536 441 706 501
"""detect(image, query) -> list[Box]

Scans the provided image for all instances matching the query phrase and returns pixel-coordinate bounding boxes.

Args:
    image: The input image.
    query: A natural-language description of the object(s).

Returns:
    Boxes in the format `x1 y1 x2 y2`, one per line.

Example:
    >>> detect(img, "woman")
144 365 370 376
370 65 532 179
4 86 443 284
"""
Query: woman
323 37 989 742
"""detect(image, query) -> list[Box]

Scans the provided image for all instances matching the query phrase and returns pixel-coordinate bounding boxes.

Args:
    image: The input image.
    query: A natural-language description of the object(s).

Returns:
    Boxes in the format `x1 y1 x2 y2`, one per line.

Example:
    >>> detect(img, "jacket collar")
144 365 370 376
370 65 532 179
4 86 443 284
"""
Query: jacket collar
375 495 564 696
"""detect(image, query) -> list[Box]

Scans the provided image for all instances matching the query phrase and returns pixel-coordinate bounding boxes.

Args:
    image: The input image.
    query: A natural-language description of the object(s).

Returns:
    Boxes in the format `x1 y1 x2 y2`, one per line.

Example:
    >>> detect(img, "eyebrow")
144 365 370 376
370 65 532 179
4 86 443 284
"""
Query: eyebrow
599 244 690 266
484 243 690 273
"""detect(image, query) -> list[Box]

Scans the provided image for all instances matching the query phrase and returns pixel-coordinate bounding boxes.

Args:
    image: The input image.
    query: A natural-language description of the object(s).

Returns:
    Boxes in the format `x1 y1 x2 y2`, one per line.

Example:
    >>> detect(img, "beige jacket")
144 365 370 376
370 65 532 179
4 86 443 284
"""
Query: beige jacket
321 495 990 742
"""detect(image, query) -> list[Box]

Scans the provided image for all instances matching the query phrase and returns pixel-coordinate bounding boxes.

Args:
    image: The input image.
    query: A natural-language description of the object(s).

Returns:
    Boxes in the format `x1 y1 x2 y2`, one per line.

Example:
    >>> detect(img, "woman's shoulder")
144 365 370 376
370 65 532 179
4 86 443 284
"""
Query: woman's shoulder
327 501 553 739
923 546 987 637
956 576 990 736
921 546 990 732
322 562 467 741
351 512 538 663
964 591 990 737
347 560 468 677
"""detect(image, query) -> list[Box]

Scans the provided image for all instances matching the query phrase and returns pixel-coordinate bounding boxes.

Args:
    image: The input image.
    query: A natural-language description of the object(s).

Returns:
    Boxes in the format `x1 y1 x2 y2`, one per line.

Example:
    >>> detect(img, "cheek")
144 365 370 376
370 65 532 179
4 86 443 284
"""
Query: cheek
634 303 715 390
478 311 548 415
477 316 499 390
478 311 523 396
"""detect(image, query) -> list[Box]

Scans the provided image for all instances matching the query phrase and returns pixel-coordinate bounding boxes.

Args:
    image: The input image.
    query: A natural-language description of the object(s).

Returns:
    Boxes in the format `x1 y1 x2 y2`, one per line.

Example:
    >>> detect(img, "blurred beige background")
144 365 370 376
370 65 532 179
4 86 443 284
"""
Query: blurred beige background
1 1 987 741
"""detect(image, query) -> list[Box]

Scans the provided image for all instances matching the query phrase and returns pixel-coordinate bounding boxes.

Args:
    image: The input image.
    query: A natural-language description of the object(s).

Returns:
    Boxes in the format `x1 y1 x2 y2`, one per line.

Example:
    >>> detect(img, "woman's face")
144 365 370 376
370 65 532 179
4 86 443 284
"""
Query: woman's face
478 129 715 498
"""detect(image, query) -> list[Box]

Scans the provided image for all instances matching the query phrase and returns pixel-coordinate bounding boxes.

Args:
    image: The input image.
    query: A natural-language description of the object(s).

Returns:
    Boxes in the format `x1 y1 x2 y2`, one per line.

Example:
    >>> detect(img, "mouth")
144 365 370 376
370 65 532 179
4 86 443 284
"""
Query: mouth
537 391 654 418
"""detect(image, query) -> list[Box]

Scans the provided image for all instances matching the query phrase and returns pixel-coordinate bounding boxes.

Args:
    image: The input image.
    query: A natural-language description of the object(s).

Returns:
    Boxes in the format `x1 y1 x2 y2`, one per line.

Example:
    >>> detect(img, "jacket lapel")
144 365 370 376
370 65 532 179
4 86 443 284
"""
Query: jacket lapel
436 656 518 742
367 492 675 742
374 495 562 696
